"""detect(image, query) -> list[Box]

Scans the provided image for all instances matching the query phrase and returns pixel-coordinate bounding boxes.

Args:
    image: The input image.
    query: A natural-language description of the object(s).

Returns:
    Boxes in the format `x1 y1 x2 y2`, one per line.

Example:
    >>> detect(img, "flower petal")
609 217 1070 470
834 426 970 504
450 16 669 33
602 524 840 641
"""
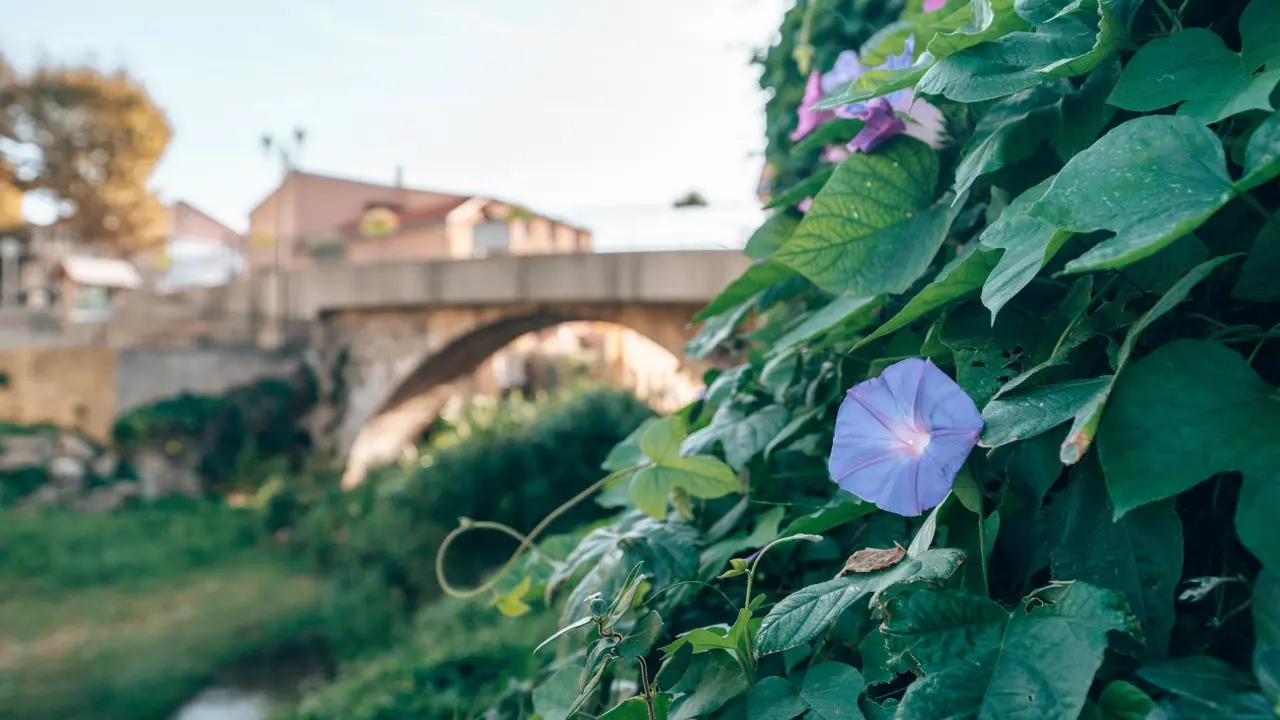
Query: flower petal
917 360 983 433
847 98 907 153
821 50 866 95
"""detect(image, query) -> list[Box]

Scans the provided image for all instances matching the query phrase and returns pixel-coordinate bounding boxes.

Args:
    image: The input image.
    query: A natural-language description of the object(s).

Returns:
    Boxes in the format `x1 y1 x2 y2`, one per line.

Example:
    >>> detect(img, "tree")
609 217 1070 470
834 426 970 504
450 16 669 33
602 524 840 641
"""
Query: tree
0 58 171 252
672 190 709 209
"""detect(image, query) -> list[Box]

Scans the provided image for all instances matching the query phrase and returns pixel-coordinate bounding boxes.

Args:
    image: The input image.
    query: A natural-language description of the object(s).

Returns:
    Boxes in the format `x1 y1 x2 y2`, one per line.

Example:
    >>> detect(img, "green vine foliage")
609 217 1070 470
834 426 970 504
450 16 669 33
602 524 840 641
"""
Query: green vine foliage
440 0 1280 717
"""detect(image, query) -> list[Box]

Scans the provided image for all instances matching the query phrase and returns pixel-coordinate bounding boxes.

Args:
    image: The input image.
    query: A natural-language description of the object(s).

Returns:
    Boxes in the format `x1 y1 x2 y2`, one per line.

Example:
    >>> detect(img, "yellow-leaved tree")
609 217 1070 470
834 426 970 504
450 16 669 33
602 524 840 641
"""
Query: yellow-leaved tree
0 55 171 252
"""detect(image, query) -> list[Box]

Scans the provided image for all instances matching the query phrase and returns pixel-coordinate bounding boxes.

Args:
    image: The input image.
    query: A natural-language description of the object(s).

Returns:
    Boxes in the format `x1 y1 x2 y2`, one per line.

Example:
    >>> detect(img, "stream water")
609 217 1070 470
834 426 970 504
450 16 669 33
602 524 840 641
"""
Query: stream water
169 640 334 720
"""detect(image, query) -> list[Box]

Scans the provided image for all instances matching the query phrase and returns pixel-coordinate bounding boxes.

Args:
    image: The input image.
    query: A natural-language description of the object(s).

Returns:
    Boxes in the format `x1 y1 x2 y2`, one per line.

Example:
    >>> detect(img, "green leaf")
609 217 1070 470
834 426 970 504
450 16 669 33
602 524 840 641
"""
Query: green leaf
857 247 999 348
1107 29 1249 117
1239 111 1280 193
1060 255 1233 464
1029 116 1235 274
742 661 870 717
978 176 1071 320
796 662 868 720
668 658 749 720
1037 1 1129 78
747 663 868 720
1093 680 1158 720
695 261 799 323
630 458 742 518
617 610 664 658
1137 656 1260 711
687 299 752 360
782 497 877 536
1241 0 1280 71
1097 340 1280 568
953 83 1068 198
641 415 686 464
630 466 672 517
744 212 802 261
656 641 694 691
887 582 1138 719
775 138 959 297
1179 69 1280 126
754 548 965 654
683 404 790 470
601 695 674 720
747 677 809 720
1049 460 1183 657
816 56 936 110
980 376 1112 447
491 575 533 616
1052 57 1121 160
533 664 586 720
603 418 659 471
926 0 1031 59
918 16 1099 102
767 166 836 210
535 615 594 654
1235 211 1280 302
772 294 881 353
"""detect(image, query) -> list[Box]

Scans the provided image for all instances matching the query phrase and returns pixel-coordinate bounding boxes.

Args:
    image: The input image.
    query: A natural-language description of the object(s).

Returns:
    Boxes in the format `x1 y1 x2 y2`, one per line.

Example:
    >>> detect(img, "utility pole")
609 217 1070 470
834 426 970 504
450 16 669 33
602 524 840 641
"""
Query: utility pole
260 127 306 324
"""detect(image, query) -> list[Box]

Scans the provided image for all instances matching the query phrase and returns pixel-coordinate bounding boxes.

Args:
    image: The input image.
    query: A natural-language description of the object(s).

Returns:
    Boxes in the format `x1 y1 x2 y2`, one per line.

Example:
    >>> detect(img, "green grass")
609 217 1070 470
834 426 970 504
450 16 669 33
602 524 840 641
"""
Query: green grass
0 506 328 720
0 503 262 591
0 557 326 720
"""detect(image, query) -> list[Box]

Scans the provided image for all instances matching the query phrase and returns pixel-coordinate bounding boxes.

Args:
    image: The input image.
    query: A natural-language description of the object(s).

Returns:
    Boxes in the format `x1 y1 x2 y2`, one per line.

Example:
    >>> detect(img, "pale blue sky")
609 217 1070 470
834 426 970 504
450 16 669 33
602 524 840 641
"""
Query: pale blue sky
2 0 788 250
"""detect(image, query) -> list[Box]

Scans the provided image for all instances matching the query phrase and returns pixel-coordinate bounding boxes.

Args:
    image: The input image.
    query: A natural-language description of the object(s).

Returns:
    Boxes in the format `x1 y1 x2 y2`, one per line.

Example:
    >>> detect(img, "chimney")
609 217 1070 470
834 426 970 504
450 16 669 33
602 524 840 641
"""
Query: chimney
394 165 404 188
394 165 406 205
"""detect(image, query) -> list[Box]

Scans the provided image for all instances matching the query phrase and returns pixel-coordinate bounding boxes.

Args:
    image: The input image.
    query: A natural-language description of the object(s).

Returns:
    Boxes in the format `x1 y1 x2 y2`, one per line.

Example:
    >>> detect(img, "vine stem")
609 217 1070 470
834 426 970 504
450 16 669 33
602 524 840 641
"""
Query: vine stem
435 467 633 599
744 534 824 610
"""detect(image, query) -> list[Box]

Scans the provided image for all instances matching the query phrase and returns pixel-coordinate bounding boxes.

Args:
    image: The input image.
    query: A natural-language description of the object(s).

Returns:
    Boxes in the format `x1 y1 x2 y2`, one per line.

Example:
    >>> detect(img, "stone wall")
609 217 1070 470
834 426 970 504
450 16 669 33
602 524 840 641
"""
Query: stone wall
0 345 303 440
115 347 302 415
0 346 117 441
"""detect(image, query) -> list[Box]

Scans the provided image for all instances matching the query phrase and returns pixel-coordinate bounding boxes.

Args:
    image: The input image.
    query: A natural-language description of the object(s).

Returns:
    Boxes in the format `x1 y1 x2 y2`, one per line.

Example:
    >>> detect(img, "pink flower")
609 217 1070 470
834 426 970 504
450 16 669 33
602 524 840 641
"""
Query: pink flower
791 71 835 142
924 0 947 11
834 38 944 153
797 197 813 213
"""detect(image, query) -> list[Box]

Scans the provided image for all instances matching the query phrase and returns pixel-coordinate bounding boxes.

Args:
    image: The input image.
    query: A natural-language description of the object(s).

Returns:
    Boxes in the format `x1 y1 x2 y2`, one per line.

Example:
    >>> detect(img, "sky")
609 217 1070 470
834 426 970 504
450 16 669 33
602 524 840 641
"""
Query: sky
2 0 789 252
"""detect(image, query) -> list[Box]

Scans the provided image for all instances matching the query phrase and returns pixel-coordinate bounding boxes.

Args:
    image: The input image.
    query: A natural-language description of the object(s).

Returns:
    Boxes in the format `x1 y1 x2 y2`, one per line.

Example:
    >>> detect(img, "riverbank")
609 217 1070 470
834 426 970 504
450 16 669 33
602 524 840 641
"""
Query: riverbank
0 507 328 720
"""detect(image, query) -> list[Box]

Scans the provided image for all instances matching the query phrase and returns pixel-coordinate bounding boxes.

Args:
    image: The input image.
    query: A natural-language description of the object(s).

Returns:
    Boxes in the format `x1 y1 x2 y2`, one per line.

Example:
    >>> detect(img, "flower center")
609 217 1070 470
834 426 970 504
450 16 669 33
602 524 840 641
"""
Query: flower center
900 427 931 457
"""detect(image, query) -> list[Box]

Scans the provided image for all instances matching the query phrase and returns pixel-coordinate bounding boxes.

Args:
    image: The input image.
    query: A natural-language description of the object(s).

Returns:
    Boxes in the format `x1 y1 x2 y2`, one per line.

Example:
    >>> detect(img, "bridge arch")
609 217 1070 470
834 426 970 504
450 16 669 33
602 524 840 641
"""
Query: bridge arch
322 303 709 487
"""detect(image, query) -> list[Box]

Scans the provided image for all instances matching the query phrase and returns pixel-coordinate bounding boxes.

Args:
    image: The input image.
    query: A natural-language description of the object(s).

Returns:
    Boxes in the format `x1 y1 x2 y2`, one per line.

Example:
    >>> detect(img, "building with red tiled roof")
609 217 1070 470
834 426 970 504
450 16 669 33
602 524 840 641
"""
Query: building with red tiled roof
246 169 591 270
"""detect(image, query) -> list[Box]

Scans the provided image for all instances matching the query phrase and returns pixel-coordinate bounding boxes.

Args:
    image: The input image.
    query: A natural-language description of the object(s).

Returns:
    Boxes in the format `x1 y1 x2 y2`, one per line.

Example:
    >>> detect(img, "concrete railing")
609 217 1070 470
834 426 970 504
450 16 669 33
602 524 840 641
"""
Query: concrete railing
268 250 752 319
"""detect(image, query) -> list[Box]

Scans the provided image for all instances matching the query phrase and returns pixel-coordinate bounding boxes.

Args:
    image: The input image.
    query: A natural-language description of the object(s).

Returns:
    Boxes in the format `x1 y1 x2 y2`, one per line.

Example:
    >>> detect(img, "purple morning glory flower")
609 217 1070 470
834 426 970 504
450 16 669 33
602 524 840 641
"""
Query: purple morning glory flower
820 37 944 154
828 358 982 517
821 51 866 96
791 70 835 142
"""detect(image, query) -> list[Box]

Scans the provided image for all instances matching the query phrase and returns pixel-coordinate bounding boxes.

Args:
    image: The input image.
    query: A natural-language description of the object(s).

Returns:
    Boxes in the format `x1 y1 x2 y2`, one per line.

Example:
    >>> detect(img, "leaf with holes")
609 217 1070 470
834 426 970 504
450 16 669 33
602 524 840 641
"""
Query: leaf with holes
886 582 1138 719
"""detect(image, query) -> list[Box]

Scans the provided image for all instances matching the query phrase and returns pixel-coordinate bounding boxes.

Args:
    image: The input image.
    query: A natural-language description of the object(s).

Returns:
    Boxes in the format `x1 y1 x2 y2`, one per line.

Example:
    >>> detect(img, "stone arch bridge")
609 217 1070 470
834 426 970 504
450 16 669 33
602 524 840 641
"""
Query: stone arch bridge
253 251 750 483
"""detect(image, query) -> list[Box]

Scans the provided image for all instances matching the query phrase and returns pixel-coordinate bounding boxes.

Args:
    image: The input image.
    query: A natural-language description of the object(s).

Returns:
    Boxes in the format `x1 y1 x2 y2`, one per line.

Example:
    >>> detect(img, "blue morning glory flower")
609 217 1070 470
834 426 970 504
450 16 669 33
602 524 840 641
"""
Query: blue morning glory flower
828 358 982 517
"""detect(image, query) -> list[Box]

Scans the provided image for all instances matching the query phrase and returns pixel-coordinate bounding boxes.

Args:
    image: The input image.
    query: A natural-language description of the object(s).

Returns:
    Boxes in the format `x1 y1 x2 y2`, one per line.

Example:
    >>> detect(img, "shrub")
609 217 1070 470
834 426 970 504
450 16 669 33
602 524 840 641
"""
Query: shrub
112 373 316 495
278 597 557 720
445 1 1280 718
292 388 653 655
